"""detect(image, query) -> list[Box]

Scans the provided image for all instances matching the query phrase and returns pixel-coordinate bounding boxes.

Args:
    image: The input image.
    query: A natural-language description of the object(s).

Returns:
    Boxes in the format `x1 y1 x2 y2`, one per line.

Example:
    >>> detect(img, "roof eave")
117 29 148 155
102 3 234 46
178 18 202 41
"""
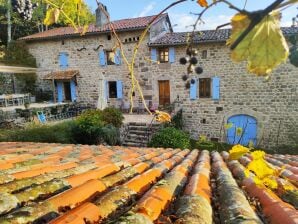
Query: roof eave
20 26 148 42
148 39 227 47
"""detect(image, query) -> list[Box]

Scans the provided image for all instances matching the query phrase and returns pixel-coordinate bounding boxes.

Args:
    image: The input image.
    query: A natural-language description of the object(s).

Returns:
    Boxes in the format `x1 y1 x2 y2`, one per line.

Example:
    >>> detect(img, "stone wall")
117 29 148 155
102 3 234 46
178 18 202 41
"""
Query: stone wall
25 33 298 148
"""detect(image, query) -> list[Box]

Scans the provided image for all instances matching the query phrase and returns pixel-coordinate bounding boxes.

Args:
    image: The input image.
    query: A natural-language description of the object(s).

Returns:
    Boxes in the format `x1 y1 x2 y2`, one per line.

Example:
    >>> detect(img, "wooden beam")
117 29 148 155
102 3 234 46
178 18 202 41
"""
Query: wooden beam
0 66 37 74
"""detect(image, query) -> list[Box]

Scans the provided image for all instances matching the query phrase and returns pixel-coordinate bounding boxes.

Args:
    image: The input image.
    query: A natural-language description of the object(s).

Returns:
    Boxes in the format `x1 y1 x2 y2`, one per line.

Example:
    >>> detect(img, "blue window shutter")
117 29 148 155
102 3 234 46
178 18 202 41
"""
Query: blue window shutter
70 80 77 102
212 77 220 100
190 79 197 100
169 47 175 63
151 48 157 61
104 80 109 100
59 53 68 69
114 48 121 65
99 50 106 66
116 80 123 99
57 82 63 102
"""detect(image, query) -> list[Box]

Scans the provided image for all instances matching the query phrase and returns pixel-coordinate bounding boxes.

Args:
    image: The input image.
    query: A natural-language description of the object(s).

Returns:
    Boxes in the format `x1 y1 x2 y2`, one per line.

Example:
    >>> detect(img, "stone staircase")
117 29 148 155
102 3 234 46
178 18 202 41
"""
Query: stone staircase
122 122 161 147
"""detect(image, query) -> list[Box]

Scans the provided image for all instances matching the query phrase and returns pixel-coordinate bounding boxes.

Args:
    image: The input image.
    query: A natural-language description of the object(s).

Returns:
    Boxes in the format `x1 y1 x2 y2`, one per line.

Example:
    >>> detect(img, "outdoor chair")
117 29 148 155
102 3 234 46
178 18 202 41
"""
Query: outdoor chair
5 95 14 107
37 111 47 124
0 98 5 107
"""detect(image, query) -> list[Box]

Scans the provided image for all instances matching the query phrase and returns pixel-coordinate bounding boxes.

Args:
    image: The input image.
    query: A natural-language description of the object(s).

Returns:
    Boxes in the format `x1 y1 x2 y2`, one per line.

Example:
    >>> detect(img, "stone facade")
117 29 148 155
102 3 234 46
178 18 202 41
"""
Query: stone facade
24 23 298 149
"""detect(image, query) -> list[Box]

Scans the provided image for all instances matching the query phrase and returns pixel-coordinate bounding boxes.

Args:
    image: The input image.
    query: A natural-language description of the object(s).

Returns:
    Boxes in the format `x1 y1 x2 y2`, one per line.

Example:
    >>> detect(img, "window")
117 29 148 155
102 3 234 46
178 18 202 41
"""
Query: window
202 50 207 59
158 48 169 63
106 51 115 65
108 81 117 98
199 78 211 98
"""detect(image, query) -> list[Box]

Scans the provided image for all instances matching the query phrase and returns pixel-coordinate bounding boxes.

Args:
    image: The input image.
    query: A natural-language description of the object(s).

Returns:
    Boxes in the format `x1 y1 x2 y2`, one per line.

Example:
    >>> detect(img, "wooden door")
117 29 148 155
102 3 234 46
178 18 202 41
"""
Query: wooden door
158 80 170 106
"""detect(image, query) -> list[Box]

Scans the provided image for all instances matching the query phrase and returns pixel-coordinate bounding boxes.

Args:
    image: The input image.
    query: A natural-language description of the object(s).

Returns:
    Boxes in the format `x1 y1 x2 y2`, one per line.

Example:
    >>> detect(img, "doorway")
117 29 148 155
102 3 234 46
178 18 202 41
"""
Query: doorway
227 114 257 146
63 82 71 101
158 80 170 106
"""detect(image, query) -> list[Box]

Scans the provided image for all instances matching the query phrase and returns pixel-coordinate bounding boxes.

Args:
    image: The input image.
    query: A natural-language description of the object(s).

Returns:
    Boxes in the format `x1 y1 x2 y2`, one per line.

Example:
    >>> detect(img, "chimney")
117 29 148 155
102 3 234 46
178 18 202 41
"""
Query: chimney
95 3 109 28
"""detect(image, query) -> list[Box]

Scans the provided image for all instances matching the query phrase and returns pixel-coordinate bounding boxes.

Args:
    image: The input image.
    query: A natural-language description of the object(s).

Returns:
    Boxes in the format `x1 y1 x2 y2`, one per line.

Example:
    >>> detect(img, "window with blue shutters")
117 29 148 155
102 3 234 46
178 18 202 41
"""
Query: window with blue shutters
99 49 106 66
59 52 68 69
199 78 211 98
151 48 157 62
212 77 220 100
70 80 77 102
116 80 123 99
190 79 197 100
169 47 175 63
106 81 123 99
57 82 64 102
114 48 121 65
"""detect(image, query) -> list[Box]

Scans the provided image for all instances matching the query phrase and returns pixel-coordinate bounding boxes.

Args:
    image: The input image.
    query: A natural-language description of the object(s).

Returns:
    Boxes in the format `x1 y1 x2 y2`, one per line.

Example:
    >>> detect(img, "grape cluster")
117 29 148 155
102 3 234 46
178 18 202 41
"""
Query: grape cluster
180 47 203 89
12 0 38 20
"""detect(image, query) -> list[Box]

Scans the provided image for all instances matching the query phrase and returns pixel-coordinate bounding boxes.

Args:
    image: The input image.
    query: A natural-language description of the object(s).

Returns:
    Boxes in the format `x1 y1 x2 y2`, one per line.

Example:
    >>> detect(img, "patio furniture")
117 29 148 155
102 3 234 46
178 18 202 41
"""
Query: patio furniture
37 111 47 124
0 94 30 107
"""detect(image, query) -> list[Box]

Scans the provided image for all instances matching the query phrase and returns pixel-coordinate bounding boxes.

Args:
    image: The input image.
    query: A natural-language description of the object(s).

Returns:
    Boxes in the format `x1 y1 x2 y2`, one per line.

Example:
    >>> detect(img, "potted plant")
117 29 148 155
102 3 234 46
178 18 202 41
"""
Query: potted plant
24 101 30 109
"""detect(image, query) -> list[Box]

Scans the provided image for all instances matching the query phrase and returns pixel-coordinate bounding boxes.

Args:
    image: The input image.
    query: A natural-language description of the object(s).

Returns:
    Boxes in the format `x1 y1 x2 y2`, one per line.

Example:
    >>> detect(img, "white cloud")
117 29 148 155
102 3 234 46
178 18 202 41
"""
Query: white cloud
137 2 156 17
169 12 232 32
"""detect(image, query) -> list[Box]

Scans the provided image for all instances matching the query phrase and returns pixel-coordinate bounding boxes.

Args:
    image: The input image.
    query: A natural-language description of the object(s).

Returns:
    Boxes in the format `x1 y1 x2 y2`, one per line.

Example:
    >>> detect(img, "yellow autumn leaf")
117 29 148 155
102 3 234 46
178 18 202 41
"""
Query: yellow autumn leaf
236 127 243 136
224 122 233 129
155 110 171 123
44 8 60 26
227 10 289 75
246 157 275 179
229 144 250 160
197 0 208 7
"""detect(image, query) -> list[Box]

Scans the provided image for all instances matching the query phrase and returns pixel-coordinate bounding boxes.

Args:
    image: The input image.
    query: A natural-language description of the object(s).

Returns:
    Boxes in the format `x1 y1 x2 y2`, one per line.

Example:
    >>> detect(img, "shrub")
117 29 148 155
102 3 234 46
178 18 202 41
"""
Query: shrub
0 121 75 143
165 109 183 130
149 127 190 149
102 107 124 128
72 109 105 145
100 124 120 146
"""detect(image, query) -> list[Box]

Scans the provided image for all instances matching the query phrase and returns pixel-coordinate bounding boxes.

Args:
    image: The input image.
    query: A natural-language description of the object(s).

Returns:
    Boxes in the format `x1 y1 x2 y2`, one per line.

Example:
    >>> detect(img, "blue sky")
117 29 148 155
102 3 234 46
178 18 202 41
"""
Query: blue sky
85 0 297 31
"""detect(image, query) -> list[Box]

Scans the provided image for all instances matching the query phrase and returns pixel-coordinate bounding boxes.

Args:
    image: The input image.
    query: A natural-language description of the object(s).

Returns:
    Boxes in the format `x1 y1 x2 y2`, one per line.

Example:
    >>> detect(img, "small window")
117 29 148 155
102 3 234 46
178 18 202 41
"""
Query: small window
202 50 207 59
199 78 211 98
106 51 115 65
107 34 111 40
108 81 117 98
158 48 169 63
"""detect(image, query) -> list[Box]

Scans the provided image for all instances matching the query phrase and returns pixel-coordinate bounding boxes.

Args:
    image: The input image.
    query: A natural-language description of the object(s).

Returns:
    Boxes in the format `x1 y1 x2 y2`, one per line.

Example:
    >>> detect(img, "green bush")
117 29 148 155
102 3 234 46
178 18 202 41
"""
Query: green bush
72 109 105 145
100 124 120 146
165 109 183 130
0 121 74 143
102 107 124 128
148 127 190 149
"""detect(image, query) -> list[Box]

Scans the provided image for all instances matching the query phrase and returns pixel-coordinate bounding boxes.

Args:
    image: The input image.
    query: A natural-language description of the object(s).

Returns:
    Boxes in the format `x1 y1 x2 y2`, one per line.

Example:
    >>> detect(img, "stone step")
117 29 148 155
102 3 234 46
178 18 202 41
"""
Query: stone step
126 134 148 141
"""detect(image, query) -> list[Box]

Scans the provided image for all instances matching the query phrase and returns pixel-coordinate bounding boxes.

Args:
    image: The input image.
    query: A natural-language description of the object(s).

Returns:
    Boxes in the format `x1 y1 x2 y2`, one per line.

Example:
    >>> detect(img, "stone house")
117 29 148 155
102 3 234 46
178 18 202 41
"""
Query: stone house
20 6 298 148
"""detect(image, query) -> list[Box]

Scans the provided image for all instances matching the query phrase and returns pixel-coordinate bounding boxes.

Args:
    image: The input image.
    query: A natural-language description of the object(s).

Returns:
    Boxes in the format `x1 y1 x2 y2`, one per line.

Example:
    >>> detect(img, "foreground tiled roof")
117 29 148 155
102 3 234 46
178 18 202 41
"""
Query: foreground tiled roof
149 27 298 46
0 142 297 224
20 14 168 41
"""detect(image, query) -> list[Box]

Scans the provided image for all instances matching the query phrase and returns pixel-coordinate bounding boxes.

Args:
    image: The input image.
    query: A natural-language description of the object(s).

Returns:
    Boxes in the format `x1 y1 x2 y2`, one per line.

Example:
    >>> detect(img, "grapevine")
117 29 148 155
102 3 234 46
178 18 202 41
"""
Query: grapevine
11 0 38 20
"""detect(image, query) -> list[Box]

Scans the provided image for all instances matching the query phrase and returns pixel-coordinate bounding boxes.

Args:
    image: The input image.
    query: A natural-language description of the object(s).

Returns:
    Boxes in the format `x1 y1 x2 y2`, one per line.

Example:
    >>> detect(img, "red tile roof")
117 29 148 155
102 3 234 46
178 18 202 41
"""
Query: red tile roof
43 70 79 80
0 142 297 223
20 14 168 41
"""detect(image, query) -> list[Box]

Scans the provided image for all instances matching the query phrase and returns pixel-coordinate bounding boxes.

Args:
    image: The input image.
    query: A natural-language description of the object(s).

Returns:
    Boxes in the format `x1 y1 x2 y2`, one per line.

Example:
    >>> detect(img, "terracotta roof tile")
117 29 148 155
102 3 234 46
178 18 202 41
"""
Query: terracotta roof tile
149 27 298 46
20 14 168 41
43 70 79 80
0 142 297 223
